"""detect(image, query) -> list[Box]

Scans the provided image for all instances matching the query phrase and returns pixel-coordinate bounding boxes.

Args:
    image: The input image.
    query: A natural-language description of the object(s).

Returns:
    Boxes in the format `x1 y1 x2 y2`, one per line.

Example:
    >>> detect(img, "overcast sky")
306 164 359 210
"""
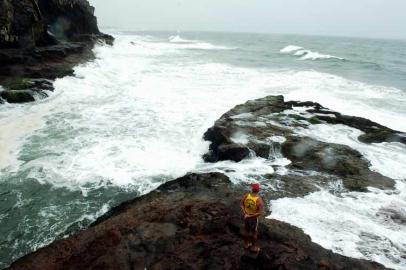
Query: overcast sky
89 0 406 40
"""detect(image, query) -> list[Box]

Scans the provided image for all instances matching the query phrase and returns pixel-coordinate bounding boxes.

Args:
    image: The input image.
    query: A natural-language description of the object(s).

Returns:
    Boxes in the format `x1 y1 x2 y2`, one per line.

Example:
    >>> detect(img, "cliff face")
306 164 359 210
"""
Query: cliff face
0 0 112 104
0 0 101 49
37 0 100 41
0 0 45 48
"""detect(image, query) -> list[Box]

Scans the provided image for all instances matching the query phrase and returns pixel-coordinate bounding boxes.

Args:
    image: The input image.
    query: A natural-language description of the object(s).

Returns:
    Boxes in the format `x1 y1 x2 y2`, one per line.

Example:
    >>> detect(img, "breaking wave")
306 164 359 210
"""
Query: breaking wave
167 35 235 50
168 35 194 43
272 123 406 270
280 45 303 53
1 32 406 269
280 45 345 61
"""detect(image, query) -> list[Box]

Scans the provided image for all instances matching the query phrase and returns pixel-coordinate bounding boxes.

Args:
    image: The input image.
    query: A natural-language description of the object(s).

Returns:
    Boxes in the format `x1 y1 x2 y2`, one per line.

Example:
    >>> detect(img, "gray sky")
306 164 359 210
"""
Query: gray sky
89 0 406 40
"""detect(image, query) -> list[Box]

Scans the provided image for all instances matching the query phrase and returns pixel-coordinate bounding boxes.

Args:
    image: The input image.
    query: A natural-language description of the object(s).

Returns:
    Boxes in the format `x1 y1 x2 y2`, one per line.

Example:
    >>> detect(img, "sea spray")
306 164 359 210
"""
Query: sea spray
1 31 405 269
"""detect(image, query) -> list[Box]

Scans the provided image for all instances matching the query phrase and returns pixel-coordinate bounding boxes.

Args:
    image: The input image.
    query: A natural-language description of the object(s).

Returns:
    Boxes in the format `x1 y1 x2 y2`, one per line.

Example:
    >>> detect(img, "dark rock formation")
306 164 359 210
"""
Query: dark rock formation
0 78 53 103
204 142 251 162
7 173 389 270
286 100 406 145
0 0 109 49
0 0 47 48
203 95 397 192
0 42 92 79
281 136 393 191
37 0 100 42
0 0 113 103
0 89 36 103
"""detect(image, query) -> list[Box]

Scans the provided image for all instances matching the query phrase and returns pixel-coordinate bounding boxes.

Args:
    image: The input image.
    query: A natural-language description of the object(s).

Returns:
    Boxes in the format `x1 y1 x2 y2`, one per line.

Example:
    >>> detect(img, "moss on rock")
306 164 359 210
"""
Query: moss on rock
0 90 35 103
308 116 323 124
4 78 33 90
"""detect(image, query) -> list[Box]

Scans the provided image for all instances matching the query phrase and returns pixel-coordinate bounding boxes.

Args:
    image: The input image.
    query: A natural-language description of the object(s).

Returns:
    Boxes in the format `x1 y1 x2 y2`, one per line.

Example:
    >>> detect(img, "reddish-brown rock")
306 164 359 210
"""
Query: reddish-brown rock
7 173 389 270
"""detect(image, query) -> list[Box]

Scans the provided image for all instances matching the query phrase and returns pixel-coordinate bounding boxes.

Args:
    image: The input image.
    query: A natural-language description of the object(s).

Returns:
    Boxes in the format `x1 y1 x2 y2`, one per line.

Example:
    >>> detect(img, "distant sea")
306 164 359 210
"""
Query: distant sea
0 31 405 269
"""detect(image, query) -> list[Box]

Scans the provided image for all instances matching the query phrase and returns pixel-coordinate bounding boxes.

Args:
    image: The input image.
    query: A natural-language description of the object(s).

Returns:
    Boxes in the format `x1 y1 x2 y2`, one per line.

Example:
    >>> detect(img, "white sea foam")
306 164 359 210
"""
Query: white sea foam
75 203 110 223
167 35 234 50
0 101 55 174
272 183 406 270
0 35 265 192
1 35 405 186
280 45 303 53
296 124 406 180
169 35 194 43
1 33 406 269
300 51 344 61
270 71 406 132
272 123 406 270
281 45 344 60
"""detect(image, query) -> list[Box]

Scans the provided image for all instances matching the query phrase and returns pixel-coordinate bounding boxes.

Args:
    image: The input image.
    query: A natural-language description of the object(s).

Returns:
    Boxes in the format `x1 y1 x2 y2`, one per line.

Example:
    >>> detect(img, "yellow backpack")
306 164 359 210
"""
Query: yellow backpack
244 194 258 215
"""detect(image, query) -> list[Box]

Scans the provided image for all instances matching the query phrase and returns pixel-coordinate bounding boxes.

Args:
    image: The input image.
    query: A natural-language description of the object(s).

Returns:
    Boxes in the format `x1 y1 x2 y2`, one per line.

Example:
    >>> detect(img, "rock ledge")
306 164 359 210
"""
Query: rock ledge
7 173 389 270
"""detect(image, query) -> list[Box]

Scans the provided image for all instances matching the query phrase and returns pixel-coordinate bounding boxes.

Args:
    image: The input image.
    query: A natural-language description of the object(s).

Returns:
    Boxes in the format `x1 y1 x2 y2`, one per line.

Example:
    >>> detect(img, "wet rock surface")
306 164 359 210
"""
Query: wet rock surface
286 100 406 145
0 0 110 49
281 136 393 192
0 79 53 103
203 95 397 192
0 0 113 103
0 0 47 49
7 173 389 270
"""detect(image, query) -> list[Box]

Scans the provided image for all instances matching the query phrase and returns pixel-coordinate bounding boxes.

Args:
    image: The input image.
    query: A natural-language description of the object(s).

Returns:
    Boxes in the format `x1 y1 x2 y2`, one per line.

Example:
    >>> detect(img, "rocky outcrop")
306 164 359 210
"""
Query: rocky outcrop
281 136 393 191
7 173 388 270
0 0 108 49
0 0 113 103
203 95 398 192
0 78 53 103
0 0 48 49
37 0 100 42
286 100 406 145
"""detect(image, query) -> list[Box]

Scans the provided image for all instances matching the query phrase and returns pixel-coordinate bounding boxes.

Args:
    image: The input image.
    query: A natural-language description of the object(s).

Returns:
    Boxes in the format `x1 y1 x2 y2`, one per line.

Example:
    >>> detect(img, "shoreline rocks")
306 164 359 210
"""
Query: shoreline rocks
0 0 113 104
6 173 389 270
0 78 53 103
3 95 400 269
285 100 406 145
203 95 398 192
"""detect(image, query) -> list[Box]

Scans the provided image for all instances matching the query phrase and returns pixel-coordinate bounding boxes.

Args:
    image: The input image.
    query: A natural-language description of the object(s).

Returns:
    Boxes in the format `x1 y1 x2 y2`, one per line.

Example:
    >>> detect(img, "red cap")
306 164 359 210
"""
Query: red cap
252 183 260 193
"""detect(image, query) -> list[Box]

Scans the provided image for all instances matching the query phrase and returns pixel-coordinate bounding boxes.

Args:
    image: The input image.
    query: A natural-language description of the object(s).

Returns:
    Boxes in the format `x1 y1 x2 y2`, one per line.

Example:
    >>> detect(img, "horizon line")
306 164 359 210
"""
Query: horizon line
98 26 406 42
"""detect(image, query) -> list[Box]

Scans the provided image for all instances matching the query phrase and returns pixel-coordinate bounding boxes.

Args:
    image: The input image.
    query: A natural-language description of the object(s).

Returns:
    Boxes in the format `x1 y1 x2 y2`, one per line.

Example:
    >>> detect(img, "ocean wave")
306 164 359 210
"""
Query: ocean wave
125 35 235 51
166 35 235 50
2 34 406 269
280 45 344 61
273 123 406 270
168 35 194 43
180 43 235 50
280 45 303 53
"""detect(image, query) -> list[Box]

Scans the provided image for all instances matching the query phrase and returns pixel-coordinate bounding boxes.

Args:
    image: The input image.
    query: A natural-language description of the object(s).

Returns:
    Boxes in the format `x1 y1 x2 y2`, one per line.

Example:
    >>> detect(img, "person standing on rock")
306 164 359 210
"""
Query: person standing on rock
240 183 264 252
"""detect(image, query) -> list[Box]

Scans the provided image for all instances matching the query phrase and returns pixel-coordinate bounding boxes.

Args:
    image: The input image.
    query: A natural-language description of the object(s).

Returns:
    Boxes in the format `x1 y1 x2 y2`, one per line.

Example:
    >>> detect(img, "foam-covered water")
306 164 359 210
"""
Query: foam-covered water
169 34 194 43
280 44 345 60
166 34 233 50
0 31 405 268
272 123 406 269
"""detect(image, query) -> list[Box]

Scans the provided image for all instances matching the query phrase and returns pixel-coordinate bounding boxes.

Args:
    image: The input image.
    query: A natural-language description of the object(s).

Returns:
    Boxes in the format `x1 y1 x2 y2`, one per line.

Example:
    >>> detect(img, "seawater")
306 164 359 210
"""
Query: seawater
0 31 405 269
